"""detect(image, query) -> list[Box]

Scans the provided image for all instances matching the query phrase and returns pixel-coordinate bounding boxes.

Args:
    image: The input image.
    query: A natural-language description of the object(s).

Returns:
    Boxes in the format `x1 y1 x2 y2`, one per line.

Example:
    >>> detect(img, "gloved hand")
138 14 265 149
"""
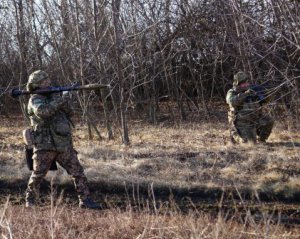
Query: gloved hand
62 91 75 102
244 88 256 96
62 90 71 97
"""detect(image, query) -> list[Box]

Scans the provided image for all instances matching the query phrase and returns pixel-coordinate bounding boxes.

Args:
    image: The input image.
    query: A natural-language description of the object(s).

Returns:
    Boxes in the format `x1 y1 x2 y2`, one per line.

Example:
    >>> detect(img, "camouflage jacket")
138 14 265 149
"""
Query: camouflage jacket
226 87 262 125
27 93 73 152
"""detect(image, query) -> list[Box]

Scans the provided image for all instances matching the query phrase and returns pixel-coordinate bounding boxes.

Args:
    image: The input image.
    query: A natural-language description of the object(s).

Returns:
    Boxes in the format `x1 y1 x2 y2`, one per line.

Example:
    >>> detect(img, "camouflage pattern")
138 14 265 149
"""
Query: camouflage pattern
27 93 72 152
226 76 274 144
257 116 274 142
26 70 49 91
26 148 90 202
233 71 248 86
25 71 91 206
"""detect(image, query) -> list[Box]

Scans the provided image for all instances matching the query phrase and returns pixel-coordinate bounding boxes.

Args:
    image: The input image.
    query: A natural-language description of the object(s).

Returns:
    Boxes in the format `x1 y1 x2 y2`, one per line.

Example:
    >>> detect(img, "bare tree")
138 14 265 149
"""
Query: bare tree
112 0 130 144
0 0 298 132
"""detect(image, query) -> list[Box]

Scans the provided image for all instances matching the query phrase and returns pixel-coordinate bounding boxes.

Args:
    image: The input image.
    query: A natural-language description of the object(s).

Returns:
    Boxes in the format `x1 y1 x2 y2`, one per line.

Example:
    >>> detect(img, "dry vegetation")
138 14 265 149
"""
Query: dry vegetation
1 199 300 239
0 0 299 237
0 103 300 238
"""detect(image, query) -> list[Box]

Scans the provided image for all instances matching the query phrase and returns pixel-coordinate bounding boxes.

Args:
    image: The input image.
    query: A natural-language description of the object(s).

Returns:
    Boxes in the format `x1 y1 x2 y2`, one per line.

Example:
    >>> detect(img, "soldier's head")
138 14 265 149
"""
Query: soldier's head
233 71 248 87
26 70 50 91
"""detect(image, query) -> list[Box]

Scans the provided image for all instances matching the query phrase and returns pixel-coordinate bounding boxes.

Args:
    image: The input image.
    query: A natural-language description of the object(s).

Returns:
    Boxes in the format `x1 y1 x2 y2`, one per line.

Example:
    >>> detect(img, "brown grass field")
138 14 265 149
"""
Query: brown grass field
0 102 300 238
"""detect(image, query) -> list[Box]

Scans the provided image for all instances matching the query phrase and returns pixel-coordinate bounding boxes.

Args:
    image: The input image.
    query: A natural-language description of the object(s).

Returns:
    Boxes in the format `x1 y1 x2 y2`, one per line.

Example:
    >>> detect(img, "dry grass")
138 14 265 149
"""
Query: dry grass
72 120 299 197
0 105 300 238
1 195 300 239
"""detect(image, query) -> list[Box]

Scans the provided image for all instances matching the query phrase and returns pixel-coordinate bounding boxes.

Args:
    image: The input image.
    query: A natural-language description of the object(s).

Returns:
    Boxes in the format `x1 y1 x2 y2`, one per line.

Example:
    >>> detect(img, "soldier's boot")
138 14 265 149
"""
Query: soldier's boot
25 189 35 208
257 131 270 143
229 129 238 144
25 198 35 208
79 198 102 209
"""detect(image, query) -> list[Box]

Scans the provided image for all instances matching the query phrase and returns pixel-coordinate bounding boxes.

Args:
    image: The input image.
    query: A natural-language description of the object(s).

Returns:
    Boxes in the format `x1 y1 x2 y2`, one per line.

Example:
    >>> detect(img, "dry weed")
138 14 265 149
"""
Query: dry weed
0 111 300 238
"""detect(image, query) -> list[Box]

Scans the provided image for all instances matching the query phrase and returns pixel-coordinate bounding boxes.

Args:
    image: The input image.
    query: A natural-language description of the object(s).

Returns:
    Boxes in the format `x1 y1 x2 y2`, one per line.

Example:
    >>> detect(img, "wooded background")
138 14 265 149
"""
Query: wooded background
0 0 299 143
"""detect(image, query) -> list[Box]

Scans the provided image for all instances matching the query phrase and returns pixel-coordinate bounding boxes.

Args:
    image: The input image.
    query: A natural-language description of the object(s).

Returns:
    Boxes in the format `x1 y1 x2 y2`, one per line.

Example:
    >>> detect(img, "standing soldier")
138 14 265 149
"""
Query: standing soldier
24 70 101 209
226 71 274 144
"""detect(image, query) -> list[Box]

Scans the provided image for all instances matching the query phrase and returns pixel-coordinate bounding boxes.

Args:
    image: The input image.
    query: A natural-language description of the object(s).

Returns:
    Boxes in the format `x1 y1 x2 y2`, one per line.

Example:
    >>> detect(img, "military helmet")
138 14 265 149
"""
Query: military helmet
26 70 49 91
233 71 248 86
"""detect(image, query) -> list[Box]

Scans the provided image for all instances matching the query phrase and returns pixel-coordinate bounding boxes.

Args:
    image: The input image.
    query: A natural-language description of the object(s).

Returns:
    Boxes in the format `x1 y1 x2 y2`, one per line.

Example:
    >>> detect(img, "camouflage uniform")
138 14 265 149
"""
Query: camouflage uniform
25 70 92 206
226 72 274 144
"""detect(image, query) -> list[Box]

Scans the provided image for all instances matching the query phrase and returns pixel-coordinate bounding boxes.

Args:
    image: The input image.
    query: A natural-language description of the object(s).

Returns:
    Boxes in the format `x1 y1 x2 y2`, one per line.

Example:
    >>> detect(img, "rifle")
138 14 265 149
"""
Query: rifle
236 82 272 103
10 83 110 98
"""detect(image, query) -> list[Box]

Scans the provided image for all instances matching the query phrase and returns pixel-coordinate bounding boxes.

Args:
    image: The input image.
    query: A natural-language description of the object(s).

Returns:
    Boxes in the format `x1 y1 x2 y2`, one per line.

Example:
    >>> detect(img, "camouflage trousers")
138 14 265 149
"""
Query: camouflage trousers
230 115 274 144
25 148 90 202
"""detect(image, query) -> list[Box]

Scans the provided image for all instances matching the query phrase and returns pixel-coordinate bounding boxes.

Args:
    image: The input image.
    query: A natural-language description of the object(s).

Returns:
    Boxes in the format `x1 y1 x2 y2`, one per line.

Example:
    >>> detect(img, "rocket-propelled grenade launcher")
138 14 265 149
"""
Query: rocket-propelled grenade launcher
10 83 110 98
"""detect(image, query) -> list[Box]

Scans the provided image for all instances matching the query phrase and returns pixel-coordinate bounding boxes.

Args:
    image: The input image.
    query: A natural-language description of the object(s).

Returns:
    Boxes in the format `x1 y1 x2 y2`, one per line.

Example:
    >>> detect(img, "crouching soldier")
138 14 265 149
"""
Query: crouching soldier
226 71 274 144
24 70 101 209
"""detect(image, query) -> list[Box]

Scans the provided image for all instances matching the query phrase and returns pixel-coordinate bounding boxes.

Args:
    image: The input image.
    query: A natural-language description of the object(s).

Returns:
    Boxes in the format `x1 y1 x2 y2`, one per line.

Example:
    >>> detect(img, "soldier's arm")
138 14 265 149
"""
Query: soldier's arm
29 94 67 118
60 94 74 117
226 89 249 107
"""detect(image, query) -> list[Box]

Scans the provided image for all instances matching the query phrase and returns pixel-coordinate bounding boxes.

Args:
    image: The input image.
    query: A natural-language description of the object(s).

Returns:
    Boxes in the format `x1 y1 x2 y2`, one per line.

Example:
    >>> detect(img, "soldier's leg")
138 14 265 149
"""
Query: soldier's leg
230 127 242 144
257 116 274 142
235 119 257 144
26 151 57 204
236 126 257 143
56 148 90 201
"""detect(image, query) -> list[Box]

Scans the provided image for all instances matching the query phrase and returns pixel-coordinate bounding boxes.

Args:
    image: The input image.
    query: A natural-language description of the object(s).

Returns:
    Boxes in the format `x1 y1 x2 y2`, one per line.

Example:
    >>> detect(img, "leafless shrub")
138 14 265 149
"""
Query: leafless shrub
0 0 298 142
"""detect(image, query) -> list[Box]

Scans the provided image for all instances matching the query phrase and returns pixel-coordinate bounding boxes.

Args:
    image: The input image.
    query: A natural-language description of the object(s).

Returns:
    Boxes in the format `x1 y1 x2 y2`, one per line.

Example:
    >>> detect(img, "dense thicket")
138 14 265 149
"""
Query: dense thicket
0 0 299 142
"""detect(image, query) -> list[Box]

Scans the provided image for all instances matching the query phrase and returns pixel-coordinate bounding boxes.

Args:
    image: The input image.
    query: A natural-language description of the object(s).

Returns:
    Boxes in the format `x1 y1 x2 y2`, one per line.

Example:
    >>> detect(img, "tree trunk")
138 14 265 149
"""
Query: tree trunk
93 0 113 140
112 0 129 145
